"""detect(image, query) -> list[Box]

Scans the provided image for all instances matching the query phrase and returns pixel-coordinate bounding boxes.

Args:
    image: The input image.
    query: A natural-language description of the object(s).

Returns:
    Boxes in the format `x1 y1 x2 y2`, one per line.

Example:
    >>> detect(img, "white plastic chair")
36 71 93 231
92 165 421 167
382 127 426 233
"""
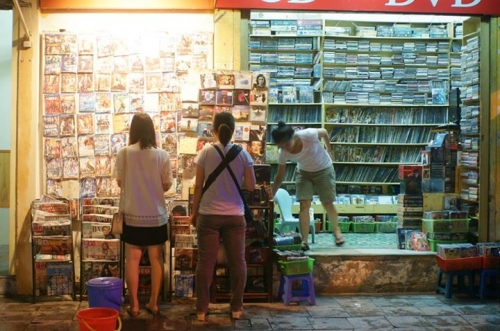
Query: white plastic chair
274 188 315 243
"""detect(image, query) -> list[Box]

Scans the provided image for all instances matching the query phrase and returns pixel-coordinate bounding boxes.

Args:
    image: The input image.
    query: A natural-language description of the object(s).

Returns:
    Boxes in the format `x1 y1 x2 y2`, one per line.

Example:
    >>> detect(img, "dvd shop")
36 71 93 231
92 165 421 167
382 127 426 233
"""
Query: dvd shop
5 0 500 303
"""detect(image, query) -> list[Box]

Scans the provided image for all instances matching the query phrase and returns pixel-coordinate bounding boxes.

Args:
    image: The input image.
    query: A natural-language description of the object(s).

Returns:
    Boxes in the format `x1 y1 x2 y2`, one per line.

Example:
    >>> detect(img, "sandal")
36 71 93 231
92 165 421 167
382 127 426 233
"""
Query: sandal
145 303 159 315
334 234 345 247
301 242 310 251
126 307 140 317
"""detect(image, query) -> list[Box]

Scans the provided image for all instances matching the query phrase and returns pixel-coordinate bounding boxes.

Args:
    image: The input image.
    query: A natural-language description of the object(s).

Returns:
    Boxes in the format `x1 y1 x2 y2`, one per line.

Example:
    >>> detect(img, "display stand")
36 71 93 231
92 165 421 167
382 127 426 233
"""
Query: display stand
168 212 196 301
79 197 123 301
210 201 275 303
31 196 76 303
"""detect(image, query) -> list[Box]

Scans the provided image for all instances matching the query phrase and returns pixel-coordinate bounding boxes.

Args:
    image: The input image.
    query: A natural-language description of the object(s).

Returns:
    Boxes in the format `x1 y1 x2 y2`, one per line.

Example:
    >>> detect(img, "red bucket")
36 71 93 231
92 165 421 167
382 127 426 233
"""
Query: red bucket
76 308 121 331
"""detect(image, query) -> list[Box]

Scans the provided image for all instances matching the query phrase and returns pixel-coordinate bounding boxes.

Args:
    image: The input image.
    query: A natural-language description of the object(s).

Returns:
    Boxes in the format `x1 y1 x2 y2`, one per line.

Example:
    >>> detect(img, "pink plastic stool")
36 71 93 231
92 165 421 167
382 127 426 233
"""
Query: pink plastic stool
278 273 316 306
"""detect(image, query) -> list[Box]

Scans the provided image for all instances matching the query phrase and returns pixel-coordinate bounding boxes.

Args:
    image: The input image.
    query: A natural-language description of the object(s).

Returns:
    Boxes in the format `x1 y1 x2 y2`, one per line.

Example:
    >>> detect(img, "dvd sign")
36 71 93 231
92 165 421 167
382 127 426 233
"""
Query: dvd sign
385 0 481 8
215 0 500 15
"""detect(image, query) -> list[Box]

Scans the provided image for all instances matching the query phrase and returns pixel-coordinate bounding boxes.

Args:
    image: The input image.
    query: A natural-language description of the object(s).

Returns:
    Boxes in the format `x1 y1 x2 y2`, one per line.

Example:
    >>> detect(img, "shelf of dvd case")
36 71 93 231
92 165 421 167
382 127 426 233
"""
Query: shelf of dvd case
326 123 443 127
459 17 485 223
330 142 428 146
336 181 399 186
333 162 421 166
327 126 434 145
30 197 76 302
268 103 322 106
268 104 321 123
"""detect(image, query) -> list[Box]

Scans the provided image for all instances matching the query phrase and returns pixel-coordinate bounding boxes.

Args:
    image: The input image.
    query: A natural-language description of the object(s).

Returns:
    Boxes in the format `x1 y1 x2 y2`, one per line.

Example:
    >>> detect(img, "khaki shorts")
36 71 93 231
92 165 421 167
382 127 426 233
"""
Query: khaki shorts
295 166 337 203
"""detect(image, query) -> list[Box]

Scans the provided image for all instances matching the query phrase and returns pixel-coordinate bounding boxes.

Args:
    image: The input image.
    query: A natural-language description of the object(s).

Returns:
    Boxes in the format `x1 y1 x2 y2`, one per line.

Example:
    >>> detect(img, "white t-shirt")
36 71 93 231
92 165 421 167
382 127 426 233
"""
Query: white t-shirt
195 143 254 216
278 128 332 172
112 145 173 227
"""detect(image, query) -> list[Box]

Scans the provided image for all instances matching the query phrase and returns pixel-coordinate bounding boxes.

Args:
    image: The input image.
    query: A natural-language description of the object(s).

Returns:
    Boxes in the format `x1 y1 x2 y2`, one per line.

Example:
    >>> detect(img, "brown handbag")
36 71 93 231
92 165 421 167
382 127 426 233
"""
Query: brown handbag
111 212 123 235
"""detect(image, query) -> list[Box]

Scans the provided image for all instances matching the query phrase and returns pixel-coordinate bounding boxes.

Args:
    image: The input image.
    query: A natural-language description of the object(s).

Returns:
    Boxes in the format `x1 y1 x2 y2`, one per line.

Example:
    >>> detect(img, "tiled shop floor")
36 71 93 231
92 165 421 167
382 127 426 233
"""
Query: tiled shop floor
0 294 498 331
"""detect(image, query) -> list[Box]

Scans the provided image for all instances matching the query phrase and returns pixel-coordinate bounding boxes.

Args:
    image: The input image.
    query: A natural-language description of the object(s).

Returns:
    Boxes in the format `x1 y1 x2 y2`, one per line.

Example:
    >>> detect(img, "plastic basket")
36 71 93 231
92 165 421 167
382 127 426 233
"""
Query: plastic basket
352 222 375 233
422 219 470 233
326 221 351 233
375 222 398 233
278 258 314 275
481 256 500 270
436 255 482 271
428 239 468 252
338 222 351 232
273 244 302 251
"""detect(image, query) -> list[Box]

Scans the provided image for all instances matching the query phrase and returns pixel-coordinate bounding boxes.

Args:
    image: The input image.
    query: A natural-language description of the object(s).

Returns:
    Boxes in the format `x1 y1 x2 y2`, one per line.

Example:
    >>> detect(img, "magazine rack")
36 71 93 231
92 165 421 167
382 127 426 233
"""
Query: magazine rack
167 201 195 301
79 197 124 301
31 197 76 303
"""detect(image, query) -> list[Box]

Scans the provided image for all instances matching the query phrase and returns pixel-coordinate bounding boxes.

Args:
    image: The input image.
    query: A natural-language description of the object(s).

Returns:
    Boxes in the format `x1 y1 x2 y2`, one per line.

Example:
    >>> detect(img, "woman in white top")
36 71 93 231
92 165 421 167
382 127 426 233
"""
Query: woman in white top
271 121 344 251
113 113 173 316
190 112 256 321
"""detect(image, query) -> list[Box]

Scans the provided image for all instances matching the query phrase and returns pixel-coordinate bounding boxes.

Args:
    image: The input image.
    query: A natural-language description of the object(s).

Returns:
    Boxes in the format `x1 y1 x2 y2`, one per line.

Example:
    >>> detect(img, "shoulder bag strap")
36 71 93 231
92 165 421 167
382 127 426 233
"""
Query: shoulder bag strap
201 145 241 196
212 145 246 203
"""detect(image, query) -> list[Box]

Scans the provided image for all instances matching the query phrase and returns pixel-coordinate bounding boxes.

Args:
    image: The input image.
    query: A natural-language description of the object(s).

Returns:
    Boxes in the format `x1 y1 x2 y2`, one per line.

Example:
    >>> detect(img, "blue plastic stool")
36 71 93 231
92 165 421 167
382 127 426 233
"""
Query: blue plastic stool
436 269 475 299
278 273 316 306
478 269 499 300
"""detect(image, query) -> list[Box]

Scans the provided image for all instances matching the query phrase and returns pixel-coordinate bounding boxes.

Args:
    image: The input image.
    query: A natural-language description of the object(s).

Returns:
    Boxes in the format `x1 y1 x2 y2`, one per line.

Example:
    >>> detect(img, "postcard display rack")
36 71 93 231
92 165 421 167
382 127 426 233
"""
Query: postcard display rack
248 13 464 226
40 31 218 295
31 197 76 302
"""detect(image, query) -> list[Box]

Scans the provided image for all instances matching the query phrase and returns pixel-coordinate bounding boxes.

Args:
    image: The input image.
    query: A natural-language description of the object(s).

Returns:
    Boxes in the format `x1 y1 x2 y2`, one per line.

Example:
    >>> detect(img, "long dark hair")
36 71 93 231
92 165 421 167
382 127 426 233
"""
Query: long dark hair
213 112 235 146
129 113 157 149
271 120 294 144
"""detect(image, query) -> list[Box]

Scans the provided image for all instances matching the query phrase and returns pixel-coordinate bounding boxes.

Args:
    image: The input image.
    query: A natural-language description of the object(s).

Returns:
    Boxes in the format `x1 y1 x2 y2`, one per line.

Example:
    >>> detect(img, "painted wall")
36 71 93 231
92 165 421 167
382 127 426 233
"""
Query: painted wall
0 10 13 246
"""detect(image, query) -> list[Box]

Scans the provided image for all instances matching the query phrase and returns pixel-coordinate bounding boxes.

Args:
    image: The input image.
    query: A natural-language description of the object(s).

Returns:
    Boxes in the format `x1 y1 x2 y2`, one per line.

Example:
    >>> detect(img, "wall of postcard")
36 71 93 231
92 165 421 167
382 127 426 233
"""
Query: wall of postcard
41 31 269 201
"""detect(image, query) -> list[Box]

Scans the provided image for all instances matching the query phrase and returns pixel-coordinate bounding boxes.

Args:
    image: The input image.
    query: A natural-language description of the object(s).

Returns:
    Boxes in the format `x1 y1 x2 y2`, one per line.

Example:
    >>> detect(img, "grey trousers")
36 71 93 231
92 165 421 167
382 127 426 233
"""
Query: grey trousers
195 214 247 313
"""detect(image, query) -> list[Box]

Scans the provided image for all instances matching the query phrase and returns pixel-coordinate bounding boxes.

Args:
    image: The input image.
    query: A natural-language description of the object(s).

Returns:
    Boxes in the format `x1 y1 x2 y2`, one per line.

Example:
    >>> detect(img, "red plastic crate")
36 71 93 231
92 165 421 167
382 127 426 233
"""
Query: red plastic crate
481 256 500 270
436 255 482 271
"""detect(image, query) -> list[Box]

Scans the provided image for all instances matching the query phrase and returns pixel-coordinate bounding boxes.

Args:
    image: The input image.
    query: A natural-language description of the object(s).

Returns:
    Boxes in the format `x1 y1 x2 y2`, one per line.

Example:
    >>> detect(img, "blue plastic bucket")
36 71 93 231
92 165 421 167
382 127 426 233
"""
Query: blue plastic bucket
87 277 123 312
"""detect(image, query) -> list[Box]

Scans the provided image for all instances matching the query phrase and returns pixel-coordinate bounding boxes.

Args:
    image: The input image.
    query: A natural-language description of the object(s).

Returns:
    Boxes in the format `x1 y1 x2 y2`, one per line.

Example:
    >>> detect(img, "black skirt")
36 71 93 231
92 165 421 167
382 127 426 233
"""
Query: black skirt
121 222 168 246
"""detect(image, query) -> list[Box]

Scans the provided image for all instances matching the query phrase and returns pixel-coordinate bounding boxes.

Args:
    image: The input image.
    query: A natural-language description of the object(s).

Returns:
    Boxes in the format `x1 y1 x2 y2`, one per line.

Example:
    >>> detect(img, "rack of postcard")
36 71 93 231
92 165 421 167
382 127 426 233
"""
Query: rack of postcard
79 197 122 300
31 195 76 302
40 32 273 210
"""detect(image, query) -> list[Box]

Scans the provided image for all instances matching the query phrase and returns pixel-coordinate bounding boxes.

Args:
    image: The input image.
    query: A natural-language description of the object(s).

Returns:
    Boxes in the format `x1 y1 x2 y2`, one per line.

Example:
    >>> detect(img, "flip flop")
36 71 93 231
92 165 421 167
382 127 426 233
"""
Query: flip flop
301 242 310 251
145 303 159 315
126 307 139 317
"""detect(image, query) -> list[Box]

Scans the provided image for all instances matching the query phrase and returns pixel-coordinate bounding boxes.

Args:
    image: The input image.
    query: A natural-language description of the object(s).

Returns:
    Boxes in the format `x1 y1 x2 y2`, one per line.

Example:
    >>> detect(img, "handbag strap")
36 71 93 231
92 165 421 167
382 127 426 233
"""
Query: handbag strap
212 145 247 205
119 147 127 211
201 144 242 196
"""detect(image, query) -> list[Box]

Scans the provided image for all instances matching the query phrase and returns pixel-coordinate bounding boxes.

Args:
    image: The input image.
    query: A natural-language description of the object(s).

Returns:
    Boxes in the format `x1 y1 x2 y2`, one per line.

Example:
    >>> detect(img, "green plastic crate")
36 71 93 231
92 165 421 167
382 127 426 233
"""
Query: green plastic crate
352 222 376 233
428 239 468 252
375 222 398 233
422 219 470 233
273 244 302 251
278 258 314 275
326 221 351 233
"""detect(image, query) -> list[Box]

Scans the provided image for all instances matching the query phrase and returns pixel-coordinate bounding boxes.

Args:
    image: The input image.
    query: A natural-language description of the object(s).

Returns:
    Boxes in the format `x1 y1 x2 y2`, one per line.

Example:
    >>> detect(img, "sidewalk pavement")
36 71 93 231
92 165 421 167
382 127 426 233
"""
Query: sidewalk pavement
0 293 498 330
